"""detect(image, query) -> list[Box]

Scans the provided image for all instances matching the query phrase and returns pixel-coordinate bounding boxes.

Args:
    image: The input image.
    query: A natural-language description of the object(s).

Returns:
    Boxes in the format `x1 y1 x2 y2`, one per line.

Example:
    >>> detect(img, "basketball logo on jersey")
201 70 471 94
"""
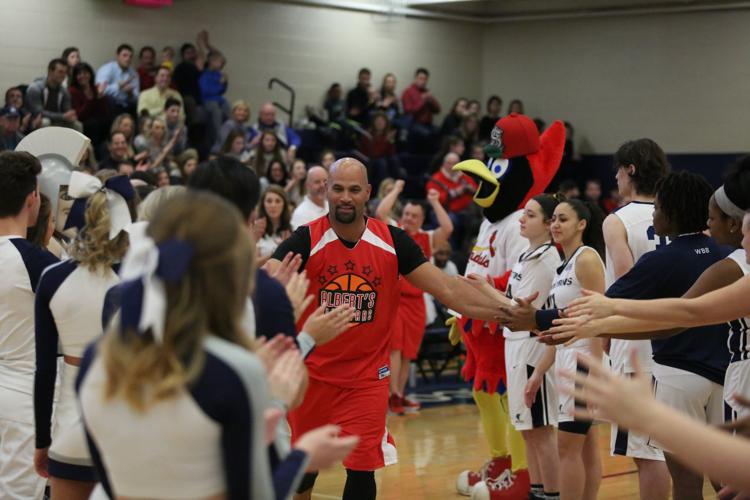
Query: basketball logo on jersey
320 272 378 323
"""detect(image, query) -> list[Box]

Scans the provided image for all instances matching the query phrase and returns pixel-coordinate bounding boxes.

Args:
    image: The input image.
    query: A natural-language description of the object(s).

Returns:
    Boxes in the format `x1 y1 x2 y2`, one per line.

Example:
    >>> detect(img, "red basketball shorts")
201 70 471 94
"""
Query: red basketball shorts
288 378 397 471
390 295 426 360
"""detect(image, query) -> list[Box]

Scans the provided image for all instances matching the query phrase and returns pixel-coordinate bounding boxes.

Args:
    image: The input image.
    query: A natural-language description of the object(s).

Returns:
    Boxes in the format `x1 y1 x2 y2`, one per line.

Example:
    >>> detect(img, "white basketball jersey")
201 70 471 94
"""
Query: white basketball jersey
547 246 603 352
465 210 526 280
606 201 666 373
727 249 750 363
504 243 561 340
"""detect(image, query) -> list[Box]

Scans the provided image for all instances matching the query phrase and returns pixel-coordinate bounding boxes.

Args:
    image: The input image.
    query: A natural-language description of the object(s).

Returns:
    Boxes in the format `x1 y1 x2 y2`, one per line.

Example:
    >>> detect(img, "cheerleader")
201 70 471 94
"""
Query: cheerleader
33 171 133 499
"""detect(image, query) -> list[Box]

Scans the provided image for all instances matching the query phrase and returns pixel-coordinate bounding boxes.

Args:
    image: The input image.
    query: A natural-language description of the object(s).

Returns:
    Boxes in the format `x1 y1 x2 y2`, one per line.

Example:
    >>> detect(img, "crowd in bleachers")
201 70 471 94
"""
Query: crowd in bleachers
1 29 622 269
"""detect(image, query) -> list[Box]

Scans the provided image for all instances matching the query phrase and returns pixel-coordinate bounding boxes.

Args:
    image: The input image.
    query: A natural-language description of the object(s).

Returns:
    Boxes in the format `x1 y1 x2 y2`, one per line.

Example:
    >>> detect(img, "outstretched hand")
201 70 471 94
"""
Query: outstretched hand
559 349 656 431
263 252 303 287
537 314 599 346
294 425 360 471
302 303 356 345
285 270 314 321
496 292 539 331
564 289 615 319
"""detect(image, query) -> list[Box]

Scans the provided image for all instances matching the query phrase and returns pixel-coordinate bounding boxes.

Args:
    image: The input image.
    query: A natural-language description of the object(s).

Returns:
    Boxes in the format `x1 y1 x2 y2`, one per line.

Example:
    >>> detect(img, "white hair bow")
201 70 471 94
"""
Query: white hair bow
64 171 134 239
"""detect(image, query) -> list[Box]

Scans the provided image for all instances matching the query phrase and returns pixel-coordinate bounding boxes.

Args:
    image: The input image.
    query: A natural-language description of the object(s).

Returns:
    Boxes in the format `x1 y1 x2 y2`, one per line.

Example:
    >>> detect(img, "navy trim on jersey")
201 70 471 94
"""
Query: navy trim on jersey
34 260 78 449
9 238 59 292
728 317 750 363
48 458 97 482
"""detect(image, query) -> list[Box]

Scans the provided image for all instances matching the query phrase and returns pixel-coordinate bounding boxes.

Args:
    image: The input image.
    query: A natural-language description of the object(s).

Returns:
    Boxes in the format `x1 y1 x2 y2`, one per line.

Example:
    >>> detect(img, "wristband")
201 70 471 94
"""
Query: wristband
535 308 561 331
297 331 316 359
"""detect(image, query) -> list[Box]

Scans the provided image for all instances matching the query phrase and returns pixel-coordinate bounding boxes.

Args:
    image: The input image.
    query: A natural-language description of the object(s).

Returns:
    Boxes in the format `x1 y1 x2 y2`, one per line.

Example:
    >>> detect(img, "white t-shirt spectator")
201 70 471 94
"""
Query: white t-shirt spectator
290 196 328 229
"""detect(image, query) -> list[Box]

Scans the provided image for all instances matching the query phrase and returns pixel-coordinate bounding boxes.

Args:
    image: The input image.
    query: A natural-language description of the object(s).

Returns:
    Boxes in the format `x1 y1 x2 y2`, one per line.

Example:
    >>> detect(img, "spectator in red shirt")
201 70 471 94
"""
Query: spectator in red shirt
402 68 440 126
137 46 157 91
426 152 476 213
426 152 477 249
401 68 441 152
69 62 110 147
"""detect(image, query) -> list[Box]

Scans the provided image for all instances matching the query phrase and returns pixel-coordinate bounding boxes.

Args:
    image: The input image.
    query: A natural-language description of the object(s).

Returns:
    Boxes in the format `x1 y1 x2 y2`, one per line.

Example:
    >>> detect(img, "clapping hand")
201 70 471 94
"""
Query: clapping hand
302 303 356 345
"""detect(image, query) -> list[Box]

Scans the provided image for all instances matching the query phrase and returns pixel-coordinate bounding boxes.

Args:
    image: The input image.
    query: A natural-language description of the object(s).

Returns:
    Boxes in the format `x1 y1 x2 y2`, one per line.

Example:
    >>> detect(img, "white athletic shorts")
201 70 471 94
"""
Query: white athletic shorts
724 359 750 422
505 336 558 431
609 363 664 461
0 387 46 500
652 363 724 451
48 364 94 480
556 342 593 424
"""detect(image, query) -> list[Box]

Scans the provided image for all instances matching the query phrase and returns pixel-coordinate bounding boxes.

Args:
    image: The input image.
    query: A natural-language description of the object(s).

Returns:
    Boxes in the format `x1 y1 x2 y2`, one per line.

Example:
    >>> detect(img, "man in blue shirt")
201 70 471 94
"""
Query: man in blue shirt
605 171 729 499
96 44 140 116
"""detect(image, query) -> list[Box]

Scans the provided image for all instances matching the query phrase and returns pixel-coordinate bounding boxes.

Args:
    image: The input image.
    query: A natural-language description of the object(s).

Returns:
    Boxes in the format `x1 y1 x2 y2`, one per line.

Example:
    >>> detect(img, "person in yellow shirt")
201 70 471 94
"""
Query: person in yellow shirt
137 66 184 123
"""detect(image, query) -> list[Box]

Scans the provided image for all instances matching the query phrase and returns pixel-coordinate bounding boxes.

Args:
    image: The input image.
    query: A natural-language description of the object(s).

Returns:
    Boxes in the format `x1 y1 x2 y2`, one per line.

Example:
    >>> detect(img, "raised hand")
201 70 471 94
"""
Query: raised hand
267 349 306 408
560 349 655 429
263 252 303 287
302 303 355 345
285 270 314 321
255 334 297 371
294 425 360 471
426 188 441 205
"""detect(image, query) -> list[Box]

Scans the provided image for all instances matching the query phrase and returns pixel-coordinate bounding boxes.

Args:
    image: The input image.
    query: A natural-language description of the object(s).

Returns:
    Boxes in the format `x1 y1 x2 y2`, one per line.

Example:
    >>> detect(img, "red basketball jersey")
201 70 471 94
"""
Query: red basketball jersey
298 216 401 388
399 227 432 298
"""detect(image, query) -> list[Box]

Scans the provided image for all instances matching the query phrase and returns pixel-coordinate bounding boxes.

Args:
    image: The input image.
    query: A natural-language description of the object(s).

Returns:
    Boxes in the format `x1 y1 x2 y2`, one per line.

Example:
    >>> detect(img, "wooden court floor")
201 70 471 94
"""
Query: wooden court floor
312 404 716 499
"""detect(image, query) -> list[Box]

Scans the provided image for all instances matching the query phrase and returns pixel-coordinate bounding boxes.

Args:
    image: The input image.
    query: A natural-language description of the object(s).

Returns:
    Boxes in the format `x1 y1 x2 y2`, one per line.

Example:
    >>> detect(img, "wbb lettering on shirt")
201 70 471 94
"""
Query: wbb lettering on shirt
694 247 711 255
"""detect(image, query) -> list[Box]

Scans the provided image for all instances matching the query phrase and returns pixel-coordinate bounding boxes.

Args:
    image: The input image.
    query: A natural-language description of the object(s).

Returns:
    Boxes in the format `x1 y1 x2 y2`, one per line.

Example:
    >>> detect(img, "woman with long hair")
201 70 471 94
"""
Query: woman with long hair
76 191 357 499
33 172 133 500
516 197 606 500
248 130 286 179
68 62 109 146
134 117 179 169
256 185 293 266
266 159 289 188
286 158 307 207
109 114 137 157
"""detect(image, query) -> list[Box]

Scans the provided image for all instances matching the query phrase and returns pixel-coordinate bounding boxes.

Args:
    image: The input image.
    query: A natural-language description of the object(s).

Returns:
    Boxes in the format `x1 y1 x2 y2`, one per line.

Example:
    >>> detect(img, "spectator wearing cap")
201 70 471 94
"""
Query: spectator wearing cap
0 106 24 151
4 87 40 134
26 58 82 131
137 66 184 122
95 44 140 116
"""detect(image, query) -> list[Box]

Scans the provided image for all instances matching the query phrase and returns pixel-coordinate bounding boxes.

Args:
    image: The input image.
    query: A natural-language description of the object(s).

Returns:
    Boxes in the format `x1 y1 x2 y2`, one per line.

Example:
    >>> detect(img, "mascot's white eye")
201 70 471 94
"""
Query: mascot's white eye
489 158 510 180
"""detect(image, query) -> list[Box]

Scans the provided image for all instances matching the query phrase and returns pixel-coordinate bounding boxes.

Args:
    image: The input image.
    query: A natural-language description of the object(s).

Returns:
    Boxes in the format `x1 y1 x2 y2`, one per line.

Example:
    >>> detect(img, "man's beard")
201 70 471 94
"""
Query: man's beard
334 206 356 223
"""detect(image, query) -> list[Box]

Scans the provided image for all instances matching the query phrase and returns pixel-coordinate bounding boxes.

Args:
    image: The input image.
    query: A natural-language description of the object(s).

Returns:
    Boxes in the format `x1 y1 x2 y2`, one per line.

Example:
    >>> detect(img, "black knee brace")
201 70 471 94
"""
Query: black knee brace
343 469 376 500
297 471 319 494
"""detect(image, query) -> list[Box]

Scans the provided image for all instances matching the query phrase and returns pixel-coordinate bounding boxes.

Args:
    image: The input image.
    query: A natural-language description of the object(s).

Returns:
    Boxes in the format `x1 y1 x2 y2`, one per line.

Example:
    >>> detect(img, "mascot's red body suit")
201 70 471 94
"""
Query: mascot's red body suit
449 114 565 499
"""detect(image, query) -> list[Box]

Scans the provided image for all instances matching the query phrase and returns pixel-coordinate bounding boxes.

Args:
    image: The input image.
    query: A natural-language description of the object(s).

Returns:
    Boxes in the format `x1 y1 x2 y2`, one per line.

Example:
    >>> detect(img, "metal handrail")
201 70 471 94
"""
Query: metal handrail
268 78 295 127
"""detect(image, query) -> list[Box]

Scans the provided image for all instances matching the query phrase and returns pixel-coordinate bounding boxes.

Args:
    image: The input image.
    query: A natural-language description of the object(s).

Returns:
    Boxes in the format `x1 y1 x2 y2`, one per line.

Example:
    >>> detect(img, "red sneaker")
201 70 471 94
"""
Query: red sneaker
388 394 404 416
470 469 530 500
401 395 421 414
455 456 512 496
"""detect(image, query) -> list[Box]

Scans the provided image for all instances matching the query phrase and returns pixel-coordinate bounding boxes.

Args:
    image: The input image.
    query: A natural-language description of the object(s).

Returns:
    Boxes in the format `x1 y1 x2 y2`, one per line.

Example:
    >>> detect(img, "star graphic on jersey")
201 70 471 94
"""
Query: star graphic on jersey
373 276 382 287
318 275 327 285
344 260 355 271
362 265 373 276
327 265 338 275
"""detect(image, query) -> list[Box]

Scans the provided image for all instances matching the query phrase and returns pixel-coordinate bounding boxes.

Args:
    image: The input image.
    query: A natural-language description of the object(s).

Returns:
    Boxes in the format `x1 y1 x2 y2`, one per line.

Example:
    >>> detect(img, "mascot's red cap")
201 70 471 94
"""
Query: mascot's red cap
497 113 540 159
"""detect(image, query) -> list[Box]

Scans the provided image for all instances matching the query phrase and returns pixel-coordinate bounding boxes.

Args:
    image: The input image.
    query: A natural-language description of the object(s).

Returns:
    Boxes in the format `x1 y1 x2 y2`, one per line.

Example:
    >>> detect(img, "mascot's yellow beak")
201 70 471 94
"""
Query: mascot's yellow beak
452 159 500 208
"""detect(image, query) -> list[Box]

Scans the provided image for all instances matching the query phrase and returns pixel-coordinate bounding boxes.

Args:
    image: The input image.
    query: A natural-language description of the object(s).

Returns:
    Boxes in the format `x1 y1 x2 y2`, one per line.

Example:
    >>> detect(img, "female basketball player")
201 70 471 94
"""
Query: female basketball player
33 171 133 500
495 194 562 500
76 191 358 499
521 198 606 500
547 158 750 423
562 351 750 495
